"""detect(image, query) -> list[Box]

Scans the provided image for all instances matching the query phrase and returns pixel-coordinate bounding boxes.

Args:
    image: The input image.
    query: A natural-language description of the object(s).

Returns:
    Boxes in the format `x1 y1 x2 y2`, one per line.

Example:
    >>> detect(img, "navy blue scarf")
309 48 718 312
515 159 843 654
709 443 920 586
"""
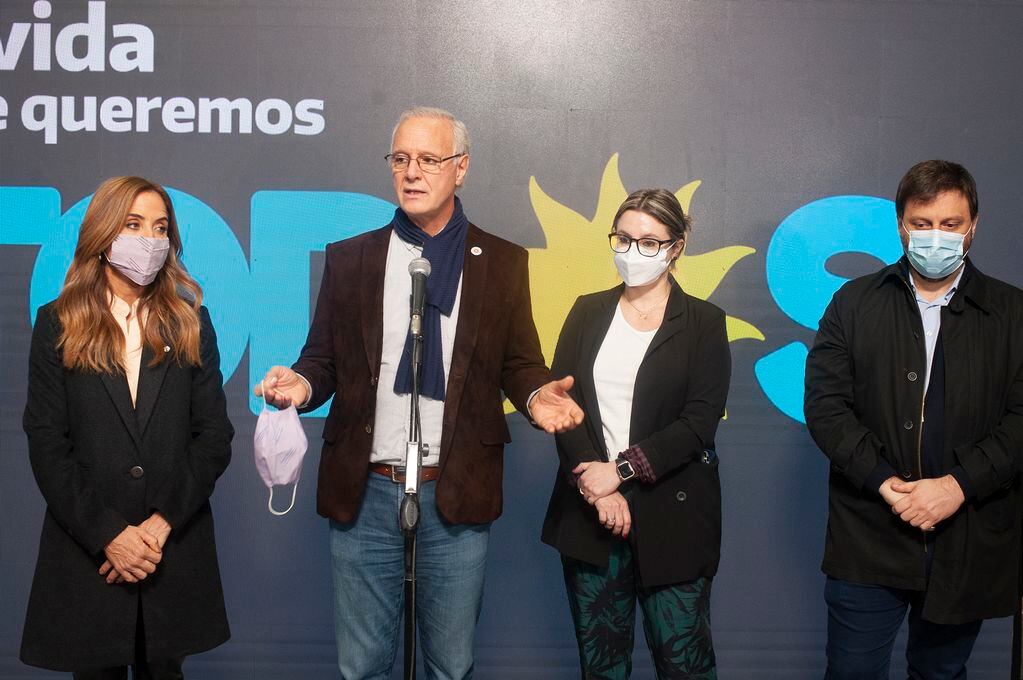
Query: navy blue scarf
392 197 468 401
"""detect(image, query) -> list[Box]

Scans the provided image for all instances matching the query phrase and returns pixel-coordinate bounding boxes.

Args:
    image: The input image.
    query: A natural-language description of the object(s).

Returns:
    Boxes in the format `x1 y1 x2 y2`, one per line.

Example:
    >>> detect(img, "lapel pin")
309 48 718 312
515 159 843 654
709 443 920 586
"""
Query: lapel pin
471 246 482 256
163 345 171 353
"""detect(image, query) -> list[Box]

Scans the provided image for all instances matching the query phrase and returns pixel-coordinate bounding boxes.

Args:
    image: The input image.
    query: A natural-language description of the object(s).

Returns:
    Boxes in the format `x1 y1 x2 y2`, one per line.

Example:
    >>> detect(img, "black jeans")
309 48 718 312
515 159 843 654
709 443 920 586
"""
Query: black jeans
72 602 184 680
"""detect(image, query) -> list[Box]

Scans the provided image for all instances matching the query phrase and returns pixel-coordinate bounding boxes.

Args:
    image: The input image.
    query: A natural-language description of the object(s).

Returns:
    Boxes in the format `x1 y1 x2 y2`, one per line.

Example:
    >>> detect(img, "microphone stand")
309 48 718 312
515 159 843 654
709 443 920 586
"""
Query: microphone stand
1014 606 1021 680
400 308 425 680
1014 523 1022 680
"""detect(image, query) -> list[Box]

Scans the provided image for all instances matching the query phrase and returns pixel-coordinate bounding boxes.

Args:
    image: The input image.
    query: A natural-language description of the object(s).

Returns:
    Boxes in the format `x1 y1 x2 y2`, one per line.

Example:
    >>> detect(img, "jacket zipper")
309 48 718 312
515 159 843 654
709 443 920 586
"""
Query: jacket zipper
917 381 927 556
900 276 928 558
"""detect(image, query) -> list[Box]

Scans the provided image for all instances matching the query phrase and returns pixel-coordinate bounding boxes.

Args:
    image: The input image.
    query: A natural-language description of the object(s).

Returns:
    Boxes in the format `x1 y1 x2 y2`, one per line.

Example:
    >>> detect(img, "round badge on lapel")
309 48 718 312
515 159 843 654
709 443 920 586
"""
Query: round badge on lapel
163 345 170 353
471 246 482 256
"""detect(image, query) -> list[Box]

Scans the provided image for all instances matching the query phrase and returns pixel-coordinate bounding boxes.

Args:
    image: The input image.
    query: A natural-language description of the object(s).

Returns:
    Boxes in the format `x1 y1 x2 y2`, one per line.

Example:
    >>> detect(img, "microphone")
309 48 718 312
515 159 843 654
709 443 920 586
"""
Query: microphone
408 257 431 337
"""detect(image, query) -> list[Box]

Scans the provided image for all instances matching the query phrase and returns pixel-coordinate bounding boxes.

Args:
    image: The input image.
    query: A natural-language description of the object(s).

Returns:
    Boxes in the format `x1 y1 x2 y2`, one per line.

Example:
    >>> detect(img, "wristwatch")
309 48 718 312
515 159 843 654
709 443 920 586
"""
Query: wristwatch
615 457 636 482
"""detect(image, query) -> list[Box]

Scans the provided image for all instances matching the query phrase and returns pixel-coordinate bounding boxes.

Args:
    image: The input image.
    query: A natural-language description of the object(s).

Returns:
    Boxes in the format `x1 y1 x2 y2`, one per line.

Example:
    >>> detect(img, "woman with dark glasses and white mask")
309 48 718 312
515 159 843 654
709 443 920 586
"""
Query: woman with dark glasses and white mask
541 188 731 679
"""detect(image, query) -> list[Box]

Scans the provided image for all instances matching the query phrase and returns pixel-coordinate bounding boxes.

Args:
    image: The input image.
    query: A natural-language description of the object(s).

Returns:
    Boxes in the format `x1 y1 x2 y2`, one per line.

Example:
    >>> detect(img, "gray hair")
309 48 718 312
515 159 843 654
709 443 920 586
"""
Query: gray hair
391 106 471 156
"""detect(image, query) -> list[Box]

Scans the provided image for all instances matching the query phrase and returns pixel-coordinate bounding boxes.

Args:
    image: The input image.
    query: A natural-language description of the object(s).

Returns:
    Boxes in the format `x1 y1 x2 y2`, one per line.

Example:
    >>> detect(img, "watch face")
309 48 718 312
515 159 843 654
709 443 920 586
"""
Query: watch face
617 459 635 480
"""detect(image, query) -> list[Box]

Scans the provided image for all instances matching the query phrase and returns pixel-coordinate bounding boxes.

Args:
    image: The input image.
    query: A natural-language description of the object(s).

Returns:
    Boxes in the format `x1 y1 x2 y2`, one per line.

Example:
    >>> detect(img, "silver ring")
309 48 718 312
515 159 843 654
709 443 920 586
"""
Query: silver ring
579 488 585 495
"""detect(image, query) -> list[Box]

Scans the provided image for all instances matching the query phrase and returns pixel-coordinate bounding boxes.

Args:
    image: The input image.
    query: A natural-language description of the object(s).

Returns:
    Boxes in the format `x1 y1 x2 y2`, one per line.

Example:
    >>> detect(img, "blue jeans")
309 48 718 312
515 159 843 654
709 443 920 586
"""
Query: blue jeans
824 577 983 680
330 473 490 680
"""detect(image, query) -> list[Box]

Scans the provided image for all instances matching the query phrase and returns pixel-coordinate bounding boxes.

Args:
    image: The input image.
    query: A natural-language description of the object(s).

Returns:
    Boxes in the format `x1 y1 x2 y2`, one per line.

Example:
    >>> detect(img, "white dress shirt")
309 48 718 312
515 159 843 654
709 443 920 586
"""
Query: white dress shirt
370 230 462 466
295 231 462 466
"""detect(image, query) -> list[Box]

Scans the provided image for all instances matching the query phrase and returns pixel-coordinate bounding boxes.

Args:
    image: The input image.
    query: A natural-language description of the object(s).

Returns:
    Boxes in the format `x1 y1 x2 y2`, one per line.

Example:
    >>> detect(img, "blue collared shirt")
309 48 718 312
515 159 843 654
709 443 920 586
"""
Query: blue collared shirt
909 266 964 392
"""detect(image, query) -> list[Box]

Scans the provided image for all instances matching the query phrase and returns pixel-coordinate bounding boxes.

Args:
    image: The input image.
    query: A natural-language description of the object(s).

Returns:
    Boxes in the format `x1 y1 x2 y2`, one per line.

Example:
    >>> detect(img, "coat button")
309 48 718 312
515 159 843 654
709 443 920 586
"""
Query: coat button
901 470 912 479
129 465 144 479
365 424 373 434
675 491 687 502
907 371 918 382
903 420 913 430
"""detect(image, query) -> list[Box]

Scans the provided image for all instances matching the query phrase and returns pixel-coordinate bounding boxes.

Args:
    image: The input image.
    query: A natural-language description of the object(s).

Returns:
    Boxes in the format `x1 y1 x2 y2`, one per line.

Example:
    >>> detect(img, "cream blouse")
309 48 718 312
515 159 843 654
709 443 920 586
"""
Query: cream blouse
109 293 146 406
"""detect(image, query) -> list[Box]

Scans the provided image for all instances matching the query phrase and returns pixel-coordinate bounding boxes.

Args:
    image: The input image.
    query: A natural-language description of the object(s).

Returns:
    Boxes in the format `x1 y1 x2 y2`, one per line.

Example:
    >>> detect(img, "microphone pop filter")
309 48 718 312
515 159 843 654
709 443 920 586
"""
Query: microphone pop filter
409 258 431 277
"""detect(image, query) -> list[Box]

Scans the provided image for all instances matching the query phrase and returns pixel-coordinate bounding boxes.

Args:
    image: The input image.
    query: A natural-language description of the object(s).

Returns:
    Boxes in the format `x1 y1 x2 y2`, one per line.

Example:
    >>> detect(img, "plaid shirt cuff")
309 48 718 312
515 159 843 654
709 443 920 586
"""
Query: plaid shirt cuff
620 445 656 484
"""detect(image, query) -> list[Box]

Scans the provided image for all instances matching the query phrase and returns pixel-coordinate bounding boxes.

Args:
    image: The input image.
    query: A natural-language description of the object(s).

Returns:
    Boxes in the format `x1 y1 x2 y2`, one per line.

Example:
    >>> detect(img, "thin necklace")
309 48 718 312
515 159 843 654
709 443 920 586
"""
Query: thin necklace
623 289 669 320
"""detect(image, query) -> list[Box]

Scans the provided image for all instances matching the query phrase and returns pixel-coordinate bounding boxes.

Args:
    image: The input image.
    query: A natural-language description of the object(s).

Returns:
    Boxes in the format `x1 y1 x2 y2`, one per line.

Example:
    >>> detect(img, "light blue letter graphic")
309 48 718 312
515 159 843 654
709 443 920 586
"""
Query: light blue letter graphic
171 189 251 380
0 187 251 382
1 187 84 322
756 196 901 423
249 191 395 416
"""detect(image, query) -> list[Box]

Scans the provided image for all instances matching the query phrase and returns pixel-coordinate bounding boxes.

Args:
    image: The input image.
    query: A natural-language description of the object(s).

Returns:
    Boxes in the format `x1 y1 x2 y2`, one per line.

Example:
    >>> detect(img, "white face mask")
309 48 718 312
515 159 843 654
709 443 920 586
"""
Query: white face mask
614 244 674 287
253 381 309 516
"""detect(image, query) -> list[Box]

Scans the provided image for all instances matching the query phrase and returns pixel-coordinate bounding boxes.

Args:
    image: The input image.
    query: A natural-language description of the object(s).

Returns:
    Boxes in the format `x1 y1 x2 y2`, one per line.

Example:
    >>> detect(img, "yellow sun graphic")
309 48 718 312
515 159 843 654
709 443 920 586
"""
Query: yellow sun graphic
508 154 764 414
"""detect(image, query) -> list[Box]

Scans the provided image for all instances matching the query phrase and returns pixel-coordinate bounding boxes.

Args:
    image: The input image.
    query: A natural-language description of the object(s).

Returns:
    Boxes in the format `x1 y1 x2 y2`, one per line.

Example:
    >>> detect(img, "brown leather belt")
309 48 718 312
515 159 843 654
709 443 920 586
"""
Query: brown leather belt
369 463 440 484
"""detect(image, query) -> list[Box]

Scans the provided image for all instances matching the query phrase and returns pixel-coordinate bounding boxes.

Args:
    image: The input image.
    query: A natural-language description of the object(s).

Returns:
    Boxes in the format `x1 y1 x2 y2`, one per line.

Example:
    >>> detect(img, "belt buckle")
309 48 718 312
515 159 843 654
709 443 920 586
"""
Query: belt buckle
391 466 405 483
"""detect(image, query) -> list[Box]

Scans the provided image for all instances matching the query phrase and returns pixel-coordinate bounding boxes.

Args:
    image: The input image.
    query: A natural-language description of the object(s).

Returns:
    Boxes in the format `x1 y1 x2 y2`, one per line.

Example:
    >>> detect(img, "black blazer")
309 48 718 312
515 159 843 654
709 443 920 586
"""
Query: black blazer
541 280 731 587
21 302 233 671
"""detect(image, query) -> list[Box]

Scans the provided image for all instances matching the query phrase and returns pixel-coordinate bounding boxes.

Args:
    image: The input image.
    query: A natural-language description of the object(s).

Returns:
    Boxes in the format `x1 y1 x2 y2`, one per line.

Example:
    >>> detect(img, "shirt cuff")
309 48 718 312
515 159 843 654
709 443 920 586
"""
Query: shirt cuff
620 445 656 484
525 388 542 425
294 372 313 410
864 460 899 497
947 466 975 501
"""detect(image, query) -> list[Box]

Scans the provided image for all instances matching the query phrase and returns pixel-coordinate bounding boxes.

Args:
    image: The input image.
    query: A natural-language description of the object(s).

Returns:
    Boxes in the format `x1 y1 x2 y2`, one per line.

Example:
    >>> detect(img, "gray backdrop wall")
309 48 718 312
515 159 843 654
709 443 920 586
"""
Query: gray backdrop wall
2 1 1021 677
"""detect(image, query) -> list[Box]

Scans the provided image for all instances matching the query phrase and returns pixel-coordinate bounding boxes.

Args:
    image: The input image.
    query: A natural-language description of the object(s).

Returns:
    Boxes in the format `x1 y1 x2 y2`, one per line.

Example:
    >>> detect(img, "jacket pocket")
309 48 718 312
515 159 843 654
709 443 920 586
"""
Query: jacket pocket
322 417 340 444
479 418 511 446
980 487 1018 534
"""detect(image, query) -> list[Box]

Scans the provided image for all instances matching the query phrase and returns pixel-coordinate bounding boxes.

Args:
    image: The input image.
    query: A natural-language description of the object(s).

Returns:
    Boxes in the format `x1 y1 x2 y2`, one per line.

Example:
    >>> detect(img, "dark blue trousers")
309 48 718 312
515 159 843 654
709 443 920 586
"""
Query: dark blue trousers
824 577 982 680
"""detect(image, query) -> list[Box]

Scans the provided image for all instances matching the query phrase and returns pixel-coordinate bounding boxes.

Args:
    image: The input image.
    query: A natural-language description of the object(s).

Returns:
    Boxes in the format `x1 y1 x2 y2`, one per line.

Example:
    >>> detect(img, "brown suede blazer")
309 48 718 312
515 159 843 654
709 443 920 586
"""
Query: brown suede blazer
293 223 550 525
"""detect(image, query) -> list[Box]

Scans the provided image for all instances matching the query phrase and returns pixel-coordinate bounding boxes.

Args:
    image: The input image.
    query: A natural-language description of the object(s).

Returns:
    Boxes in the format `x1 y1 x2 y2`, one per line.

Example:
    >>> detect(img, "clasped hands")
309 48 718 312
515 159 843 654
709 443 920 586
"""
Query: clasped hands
879 474 965 532
574 460 630 538
99 512 172 585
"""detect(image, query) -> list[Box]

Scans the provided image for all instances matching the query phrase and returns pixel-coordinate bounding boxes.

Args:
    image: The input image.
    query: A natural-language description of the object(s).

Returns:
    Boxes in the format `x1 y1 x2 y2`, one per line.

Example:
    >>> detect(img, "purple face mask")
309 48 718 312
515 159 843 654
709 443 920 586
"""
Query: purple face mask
107 235 170 286
253 381 309 515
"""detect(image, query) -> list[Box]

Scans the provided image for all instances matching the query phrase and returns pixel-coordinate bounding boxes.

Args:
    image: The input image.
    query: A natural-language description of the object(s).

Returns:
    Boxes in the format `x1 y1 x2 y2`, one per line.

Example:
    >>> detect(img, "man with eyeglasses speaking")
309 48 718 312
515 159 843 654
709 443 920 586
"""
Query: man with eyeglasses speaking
256 107 583 679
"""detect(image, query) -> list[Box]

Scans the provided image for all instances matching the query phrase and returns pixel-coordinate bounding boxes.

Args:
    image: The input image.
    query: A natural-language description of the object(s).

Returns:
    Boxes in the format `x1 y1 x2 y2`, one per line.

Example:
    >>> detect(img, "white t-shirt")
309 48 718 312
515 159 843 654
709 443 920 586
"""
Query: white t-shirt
592 303 657 460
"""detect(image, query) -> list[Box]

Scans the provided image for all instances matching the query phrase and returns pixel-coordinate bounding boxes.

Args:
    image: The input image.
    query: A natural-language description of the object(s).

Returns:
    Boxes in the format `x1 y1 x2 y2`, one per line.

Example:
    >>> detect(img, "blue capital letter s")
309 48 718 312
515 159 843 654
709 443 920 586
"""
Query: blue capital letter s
755 196 901 423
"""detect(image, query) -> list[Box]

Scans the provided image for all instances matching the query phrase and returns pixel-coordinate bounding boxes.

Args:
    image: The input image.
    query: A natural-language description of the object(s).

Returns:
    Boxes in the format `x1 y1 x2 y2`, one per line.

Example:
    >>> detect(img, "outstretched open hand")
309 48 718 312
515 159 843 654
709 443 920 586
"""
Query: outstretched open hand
530 376 584 434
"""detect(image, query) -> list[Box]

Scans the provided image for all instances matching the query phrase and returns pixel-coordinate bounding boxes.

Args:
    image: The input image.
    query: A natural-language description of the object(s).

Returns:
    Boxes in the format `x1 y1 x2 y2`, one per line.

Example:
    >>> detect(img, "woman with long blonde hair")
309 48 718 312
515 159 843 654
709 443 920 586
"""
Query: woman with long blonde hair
21 176 233 678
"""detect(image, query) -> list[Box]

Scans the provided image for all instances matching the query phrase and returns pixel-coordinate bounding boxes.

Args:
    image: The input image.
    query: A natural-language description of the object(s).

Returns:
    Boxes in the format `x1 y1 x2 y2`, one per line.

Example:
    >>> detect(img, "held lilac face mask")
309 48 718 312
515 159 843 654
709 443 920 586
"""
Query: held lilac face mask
253 381 309 516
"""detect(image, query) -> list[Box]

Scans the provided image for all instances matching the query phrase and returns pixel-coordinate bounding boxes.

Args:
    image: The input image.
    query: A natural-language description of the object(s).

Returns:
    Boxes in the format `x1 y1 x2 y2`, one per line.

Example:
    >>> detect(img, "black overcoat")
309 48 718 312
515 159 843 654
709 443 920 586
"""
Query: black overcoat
804 259 1023 624
541 281 731 587
20 301 233 670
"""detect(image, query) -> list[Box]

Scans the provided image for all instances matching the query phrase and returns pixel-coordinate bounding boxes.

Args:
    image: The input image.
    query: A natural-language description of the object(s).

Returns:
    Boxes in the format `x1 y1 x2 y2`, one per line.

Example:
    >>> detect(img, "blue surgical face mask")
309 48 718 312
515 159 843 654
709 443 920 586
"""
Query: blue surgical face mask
901 225 973 280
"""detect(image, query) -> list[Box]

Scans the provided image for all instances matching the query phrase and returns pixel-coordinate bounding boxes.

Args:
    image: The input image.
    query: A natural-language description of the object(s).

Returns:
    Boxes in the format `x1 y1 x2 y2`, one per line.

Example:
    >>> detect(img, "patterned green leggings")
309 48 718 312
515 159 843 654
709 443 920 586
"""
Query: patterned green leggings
562 539 716 679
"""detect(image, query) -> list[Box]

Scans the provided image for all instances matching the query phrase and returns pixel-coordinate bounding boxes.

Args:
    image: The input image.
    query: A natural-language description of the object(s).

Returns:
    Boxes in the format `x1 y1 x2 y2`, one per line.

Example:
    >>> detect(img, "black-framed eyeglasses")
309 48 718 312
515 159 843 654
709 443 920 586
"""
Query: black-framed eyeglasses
608 232 679 258
385 153 464 174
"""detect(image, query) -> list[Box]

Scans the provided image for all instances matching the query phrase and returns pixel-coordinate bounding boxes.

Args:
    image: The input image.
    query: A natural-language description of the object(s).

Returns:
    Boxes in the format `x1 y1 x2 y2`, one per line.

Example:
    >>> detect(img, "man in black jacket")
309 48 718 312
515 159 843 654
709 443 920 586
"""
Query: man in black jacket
805 160 1023 679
